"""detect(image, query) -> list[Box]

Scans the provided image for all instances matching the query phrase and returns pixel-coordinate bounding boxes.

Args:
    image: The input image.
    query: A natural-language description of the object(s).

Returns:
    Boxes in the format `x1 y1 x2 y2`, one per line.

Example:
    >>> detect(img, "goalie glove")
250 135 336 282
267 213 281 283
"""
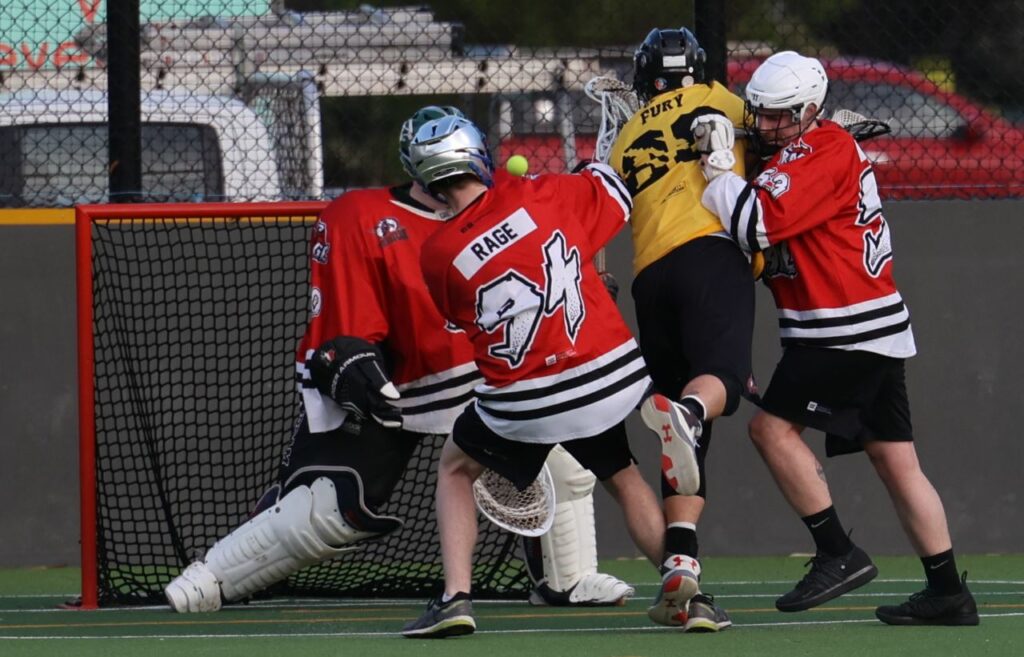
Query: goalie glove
307 336 402 429
691 113 735 154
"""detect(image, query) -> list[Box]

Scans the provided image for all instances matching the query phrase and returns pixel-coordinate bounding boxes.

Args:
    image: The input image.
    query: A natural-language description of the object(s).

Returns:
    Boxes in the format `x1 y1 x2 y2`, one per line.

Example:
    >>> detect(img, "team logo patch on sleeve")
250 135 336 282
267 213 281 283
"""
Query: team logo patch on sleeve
310 287 323 317
311 220 331 264
375 217 408 247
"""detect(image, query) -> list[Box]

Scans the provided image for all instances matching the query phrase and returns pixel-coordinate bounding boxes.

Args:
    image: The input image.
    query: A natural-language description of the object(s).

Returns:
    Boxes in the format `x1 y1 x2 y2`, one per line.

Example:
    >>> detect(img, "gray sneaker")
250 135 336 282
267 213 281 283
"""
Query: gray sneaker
684 593 733 633
402 593 476 638
640 393 701 496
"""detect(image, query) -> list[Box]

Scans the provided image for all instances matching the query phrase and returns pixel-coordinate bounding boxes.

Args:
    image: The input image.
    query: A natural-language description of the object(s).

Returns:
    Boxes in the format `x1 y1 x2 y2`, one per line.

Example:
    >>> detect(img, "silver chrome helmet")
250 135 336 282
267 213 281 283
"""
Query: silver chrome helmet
408 115 495 189
398 105 465 178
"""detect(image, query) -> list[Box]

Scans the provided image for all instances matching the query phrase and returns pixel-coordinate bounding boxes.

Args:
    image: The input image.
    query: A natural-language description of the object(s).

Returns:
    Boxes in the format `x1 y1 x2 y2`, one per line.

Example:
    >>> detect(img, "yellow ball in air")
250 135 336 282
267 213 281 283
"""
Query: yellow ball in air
506 154 529 176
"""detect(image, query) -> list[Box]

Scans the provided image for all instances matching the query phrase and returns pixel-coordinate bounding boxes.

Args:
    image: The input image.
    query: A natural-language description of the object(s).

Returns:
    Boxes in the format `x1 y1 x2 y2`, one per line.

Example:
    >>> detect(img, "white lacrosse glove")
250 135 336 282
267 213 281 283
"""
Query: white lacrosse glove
699 150 737 182
691 114 735 154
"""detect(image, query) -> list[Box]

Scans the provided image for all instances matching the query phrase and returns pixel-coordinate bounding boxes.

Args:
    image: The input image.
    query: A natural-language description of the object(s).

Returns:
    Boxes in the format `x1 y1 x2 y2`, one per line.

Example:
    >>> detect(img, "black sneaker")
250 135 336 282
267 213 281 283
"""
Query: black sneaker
776 545 878 612
402 593 476 638
684 593 733 633
875 572 980 626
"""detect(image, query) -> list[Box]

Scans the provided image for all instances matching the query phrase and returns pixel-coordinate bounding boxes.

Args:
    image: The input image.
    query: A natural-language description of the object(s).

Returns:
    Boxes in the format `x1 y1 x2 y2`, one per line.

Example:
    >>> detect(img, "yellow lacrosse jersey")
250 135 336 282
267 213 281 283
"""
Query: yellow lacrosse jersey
610 81 747 275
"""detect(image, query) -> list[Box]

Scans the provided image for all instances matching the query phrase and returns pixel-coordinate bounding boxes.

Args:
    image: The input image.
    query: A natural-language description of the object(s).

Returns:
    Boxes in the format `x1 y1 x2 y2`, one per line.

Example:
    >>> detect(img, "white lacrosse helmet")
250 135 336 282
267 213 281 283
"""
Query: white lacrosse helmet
408 115 495 189
745 51 829 123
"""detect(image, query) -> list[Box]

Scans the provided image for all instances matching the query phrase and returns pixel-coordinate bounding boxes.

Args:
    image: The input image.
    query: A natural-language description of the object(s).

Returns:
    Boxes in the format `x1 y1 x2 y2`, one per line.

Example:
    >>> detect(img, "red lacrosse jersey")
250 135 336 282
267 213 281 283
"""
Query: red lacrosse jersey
297 184 482 435
420 163 650 443
702 120 915 357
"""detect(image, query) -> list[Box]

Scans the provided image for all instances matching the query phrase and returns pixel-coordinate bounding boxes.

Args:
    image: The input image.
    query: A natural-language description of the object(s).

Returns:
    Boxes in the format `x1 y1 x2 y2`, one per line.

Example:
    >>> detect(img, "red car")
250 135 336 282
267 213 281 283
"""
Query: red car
493 57 1024 200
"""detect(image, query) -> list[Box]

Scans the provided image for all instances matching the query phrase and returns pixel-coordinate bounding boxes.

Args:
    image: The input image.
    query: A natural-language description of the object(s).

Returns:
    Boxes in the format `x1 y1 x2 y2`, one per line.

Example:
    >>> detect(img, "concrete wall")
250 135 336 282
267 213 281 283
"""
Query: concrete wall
1 201 1021 567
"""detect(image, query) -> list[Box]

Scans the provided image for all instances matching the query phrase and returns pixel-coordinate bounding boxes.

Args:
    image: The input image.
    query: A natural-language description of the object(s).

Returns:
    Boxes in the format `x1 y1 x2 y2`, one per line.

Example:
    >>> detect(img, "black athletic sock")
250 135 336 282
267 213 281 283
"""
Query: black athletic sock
665 525 699 559
678 395 706 423
801 506 853 557
922 549 963 594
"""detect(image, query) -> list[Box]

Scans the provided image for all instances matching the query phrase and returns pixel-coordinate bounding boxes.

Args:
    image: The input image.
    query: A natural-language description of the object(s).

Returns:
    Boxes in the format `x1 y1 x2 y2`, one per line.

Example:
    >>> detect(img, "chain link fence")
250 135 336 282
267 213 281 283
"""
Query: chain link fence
1 1 1022 206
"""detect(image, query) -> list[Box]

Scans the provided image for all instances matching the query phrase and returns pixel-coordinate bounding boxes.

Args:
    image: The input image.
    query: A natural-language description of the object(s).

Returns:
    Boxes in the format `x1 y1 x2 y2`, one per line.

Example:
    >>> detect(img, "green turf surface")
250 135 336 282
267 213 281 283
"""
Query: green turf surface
2 555 1022 657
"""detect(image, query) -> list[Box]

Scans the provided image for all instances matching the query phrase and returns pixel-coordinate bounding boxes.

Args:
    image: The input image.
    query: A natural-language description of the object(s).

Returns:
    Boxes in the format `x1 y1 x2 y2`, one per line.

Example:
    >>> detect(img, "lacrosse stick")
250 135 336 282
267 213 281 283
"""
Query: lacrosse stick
583 75 640 272
472 463 555 537
831 108 893 142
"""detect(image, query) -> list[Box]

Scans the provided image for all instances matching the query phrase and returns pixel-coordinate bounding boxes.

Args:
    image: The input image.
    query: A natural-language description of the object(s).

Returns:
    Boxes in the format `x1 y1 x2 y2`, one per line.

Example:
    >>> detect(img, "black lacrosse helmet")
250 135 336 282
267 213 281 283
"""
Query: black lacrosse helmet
632 27 707 103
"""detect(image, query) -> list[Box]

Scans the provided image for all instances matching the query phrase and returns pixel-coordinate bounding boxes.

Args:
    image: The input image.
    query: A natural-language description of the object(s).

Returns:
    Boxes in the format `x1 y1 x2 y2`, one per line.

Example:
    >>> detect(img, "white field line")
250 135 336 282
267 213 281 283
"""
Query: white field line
2 590 1022 614
8 578 1023 600
1 612 1023 640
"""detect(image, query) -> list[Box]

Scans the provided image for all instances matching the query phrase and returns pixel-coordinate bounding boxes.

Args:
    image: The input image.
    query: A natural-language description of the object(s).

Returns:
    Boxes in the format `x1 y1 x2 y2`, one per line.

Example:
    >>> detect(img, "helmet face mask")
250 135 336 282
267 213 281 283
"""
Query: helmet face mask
408 116 495 194
398 105 465 178
744 51 828 154
632 27 706 103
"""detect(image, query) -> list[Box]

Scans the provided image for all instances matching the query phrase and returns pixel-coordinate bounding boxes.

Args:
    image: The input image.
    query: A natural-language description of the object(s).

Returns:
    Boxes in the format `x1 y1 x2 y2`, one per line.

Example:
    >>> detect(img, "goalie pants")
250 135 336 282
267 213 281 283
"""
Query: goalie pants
275 410 422 511
452 404 636 491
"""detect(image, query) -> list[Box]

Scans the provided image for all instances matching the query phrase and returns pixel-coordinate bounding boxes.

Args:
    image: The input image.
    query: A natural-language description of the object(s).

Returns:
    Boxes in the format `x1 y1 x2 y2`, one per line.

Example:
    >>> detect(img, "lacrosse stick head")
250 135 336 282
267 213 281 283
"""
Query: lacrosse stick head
472 463 555 537
584 75 640 164
831 108 893 142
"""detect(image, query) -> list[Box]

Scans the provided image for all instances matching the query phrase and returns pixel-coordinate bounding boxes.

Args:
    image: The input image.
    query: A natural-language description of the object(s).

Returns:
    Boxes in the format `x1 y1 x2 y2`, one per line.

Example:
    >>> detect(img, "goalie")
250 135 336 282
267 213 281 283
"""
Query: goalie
163 105 633 613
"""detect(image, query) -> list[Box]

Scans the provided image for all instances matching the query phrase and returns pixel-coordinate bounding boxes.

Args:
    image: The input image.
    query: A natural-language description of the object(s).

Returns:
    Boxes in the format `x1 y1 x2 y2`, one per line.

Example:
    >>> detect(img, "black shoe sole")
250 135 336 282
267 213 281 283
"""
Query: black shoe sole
776 564 879 612
875 609 980 626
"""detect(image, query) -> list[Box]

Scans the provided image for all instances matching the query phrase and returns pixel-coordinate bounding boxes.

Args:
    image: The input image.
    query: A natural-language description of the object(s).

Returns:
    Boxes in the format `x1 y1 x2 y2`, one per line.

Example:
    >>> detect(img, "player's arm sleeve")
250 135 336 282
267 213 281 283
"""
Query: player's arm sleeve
562 162 633 258
304 199 390 355
701 138 847 253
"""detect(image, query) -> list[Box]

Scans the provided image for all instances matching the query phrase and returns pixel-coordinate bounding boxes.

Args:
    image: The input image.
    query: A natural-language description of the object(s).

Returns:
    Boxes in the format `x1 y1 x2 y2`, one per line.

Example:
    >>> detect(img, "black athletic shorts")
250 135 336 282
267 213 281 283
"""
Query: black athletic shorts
631 235 756 412
758 346 913 457
452 404 637 490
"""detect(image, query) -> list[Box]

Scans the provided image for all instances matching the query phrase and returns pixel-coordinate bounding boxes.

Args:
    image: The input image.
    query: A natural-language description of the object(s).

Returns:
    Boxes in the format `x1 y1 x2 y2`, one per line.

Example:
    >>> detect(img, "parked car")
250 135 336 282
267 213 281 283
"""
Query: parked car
730 57 1024 200
0 73 323 208
492 57 1024 200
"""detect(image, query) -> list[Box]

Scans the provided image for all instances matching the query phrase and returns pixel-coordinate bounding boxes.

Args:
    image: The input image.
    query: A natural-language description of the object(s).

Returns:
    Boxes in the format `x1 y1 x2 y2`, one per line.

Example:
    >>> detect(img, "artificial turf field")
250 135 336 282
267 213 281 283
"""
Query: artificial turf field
2 555 1022 657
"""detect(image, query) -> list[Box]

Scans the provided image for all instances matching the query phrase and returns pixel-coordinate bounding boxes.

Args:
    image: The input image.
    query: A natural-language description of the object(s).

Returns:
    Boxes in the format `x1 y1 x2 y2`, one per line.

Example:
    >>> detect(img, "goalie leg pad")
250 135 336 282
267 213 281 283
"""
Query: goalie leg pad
545 445 598 584
527 446 633 605
306 472 403 545
203 481 354 602
165 561 222 613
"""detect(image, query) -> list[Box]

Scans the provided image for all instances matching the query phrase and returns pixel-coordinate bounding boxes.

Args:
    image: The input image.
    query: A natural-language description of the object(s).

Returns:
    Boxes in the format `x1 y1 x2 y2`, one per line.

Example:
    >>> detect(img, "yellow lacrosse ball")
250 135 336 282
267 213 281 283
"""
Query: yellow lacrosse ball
506 154 529 176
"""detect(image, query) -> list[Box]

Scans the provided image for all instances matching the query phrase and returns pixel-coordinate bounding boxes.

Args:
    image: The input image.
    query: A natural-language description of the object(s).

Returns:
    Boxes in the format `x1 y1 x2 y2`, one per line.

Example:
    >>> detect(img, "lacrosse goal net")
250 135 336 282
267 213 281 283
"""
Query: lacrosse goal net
75 202 529 608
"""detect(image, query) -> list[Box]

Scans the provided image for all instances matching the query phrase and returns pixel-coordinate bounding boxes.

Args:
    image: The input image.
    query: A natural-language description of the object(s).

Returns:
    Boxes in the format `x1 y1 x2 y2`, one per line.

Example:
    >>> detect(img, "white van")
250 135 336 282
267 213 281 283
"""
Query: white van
0 76 323 207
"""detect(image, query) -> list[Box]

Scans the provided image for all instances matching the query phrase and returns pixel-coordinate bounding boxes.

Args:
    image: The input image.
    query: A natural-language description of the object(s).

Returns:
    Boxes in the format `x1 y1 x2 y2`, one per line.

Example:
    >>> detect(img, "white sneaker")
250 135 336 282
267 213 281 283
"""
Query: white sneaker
641 394 701 496
647 555 701 626
165 561 223 613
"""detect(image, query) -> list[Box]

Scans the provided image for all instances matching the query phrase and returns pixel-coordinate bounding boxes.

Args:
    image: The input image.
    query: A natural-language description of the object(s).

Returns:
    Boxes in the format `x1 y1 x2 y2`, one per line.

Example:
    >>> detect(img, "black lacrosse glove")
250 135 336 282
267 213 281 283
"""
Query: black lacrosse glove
598 271 619 302
307 336 402 429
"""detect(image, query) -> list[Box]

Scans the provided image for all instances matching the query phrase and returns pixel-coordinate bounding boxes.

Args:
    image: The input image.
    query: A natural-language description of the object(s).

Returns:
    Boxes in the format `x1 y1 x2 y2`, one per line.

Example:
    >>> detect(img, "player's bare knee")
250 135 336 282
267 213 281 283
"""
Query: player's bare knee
601 463 642 502
865 441 921 483
748 412 774 447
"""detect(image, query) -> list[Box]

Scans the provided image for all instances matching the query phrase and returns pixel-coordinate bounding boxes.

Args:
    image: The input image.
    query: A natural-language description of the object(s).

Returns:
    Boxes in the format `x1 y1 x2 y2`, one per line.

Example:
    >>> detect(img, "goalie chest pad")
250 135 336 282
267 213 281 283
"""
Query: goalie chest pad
296 186 482 434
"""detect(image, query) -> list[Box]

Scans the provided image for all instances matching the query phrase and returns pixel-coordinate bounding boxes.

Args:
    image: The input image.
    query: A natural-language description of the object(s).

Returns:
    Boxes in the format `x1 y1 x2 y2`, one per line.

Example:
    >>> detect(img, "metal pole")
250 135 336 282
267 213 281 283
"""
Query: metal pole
695 0 728 85
108 0 142 202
